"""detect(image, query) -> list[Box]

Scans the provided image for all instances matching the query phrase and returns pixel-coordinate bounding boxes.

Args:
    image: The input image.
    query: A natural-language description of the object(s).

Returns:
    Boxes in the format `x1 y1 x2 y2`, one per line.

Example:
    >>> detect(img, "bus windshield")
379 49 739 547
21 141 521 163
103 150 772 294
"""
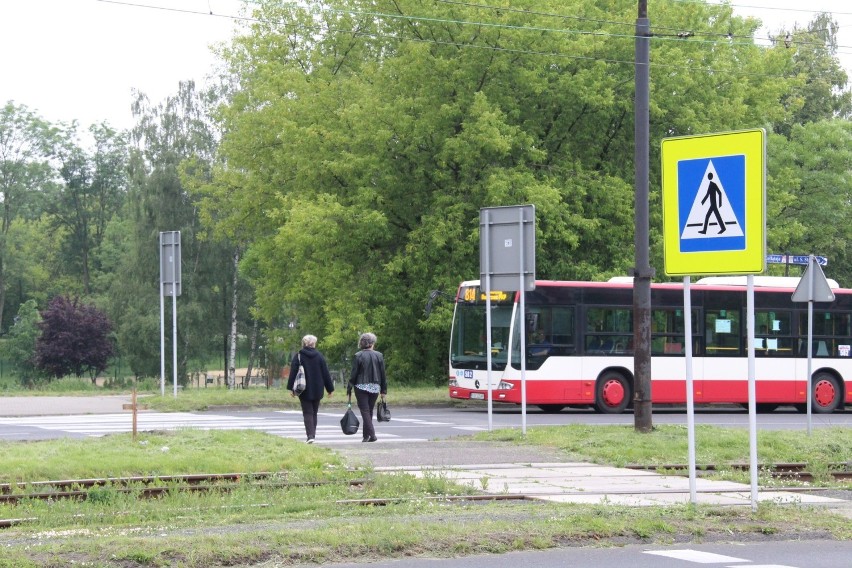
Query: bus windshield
450 286 514 370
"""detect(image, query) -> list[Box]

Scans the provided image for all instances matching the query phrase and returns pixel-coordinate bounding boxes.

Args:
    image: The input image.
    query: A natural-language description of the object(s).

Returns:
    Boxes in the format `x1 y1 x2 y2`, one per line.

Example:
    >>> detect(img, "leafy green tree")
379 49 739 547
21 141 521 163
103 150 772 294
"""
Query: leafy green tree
0 102 58 331
767 120 852 284
101 81 234 381
48 123 128 295
773 13 851 137
6 299 41 386
200 0 827 381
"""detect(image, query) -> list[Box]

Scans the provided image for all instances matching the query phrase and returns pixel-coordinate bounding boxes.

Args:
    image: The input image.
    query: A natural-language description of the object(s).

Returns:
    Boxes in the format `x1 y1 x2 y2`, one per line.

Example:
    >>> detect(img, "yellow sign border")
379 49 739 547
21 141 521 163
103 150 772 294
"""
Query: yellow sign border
661 129 765 276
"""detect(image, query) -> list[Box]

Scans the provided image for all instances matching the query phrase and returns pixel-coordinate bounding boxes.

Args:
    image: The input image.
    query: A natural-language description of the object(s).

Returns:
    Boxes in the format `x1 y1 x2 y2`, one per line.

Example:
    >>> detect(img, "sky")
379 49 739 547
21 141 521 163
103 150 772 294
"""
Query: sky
1 0 851 136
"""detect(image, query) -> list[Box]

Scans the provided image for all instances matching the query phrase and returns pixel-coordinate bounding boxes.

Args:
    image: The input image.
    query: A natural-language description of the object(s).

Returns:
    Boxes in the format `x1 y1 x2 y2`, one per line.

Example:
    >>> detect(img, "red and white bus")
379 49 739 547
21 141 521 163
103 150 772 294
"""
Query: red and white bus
448 277 851 413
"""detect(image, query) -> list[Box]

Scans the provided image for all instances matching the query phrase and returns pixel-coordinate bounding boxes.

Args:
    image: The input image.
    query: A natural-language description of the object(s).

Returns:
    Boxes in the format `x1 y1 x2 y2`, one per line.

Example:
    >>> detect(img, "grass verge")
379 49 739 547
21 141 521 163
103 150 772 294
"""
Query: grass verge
0 427 849 567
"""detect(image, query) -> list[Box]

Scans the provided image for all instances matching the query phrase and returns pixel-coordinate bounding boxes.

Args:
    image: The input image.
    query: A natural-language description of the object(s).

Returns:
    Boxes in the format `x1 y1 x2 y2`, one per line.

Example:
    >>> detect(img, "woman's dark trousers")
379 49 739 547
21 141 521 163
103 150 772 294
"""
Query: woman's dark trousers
299 397 321 439
354 389 378 440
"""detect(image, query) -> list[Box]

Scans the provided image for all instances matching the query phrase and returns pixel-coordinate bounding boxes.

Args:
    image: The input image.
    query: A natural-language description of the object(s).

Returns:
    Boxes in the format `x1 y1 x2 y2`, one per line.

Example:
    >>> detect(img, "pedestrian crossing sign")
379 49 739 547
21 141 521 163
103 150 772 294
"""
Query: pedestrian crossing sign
661 129 765 276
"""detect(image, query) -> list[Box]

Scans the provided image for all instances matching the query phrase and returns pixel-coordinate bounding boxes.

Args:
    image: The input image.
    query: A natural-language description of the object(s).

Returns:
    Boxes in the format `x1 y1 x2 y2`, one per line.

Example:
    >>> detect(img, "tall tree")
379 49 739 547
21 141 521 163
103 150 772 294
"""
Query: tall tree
48 123 128 294
0 102 58 331
102 81 234 381
6 299 42 386
199 0 821 381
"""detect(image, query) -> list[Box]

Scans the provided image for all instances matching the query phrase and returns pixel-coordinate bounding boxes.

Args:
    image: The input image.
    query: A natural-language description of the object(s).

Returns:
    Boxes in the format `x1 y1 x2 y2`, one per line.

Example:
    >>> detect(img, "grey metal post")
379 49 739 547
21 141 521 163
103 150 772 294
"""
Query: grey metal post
807 255 814 434
518 207 527 435
683 277 697 503
484 210 494 432
173 291 178 398
633 1 653 432
160 280 165 397
747 275 758 510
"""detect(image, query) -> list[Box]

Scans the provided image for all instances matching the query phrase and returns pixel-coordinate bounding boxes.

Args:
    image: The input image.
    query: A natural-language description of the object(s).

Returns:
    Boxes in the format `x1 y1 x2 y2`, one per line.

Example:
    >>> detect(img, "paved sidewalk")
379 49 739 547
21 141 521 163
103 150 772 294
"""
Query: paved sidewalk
0 395 132 416
336 441 852 514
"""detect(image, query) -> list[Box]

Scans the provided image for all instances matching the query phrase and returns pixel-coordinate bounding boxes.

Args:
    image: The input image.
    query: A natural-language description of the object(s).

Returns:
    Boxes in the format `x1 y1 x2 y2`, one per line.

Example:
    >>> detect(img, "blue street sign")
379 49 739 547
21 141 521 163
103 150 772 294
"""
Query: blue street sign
766 254 827 266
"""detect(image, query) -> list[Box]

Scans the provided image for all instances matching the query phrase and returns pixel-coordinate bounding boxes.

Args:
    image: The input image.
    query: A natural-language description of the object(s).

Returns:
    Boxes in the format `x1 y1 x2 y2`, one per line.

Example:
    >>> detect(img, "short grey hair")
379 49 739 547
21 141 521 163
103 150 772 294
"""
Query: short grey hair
302 335 318 348
358 332 377 350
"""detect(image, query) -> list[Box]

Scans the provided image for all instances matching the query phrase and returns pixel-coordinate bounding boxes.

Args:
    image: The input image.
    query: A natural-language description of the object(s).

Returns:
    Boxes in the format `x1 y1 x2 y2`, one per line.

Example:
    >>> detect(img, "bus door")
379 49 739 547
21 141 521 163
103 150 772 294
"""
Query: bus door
512 305 581 400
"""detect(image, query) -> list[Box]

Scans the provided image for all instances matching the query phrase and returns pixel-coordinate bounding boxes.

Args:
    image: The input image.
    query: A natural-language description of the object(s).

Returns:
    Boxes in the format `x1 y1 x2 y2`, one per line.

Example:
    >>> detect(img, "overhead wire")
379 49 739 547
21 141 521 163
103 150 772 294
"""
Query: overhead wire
94 0 844 78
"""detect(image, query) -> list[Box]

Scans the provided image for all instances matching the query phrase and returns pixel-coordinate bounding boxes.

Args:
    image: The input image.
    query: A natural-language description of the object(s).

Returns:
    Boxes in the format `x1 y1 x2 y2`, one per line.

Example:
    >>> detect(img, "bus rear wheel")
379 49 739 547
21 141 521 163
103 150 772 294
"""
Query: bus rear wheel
812 373 842 413
595 372 631 414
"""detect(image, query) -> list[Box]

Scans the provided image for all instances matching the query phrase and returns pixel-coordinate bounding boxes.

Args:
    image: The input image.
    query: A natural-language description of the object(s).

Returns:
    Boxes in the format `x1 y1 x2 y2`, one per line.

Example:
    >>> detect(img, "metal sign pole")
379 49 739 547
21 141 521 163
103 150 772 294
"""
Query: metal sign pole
747 275 758 511
683 277 696 503
159 231 181 398
518 207 527 436
484 210 494 432
172 291 178 398
807 255 815 435
160 279 165 397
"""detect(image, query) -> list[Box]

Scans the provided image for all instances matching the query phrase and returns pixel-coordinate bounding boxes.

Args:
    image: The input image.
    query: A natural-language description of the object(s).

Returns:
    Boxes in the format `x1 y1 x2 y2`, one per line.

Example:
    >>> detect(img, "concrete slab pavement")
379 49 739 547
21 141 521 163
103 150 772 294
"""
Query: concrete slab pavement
379 462 851 509
0 395 132 416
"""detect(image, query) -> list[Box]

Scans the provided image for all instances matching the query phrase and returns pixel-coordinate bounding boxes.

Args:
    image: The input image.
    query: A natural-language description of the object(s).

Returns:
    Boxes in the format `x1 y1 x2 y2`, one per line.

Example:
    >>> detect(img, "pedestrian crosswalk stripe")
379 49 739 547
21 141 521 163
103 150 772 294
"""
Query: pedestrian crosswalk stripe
644 549 748 563
0 413 429 444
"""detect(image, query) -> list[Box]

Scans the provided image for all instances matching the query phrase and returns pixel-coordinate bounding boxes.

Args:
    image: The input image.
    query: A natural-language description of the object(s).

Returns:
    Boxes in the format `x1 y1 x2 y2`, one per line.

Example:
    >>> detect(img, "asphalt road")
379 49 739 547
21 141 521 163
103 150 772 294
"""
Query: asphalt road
309 540 852 568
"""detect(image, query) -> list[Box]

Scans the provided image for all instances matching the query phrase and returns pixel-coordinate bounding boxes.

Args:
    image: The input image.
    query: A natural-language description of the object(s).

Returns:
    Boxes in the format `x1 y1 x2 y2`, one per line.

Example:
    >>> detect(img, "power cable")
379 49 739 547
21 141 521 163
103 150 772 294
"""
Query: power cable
93 0 839 78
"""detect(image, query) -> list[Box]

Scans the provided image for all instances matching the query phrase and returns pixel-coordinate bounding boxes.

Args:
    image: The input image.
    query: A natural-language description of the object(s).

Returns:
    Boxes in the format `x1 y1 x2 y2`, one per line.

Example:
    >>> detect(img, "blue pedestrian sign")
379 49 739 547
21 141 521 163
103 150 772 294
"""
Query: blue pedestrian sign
662 129 765 276
678 156 745 252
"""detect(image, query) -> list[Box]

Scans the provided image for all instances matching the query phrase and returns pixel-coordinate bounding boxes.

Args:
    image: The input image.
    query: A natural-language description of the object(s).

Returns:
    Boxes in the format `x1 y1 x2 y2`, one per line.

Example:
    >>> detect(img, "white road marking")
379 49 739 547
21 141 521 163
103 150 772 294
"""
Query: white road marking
644 550 749 563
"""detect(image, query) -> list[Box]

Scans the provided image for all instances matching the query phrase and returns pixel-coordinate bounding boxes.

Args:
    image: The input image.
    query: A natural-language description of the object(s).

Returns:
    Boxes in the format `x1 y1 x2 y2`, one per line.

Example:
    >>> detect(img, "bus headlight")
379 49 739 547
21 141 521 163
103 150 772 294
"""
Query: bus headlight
449 378 458 387
497 381 514 390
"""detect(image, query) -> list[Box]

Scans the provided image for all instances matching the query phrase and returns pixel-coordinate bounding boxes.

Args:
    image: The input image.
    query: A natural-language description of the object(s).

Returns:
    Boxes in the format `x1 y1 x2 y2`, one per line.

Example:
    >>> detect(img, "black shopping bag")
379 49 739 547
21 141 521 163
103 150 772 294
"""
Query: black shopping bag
340 403 360 435
376 397 391 422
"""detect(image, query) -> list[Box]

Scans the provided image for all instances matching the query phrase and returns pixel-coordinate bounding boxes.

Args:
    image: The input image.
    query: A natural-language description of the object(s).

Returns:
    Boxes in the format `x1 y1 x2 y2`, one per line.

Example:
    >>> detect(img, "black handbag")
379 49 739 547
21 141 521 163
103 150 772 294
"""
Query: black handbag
340 397 360 435
377 396 391 422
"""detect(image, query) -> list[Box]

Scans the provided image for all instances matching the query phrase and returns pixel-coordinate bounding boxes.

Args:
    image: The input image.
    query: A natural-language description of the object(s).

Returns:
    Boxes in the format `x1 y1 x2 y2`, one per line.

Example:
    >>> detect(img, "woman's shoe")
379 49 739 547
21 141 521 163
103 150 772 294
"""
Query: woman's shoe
306 438 315 444
366 436 377 442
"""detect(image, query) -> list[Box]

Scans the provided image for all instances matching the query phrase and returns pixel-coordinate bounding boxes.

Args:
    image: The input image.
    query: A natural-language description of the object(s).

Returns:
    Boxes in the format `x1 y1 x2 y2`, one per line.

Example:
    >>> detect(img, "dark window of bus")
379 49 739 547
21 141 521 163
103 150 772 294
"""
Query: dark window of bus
585 307 632 355
799 311 852 357
511 306 575 369
651 308 699 355
753 311 793 356
704 308 741 355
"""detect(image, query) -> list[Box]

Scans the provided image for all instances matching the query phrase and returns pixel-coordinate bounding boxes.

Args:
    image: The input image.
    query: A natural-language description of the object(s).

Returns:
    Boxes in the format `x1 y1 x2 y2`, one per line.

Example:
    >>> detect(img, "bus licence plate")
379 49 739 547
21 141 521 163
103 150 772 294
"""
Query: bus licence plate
470 393 484 400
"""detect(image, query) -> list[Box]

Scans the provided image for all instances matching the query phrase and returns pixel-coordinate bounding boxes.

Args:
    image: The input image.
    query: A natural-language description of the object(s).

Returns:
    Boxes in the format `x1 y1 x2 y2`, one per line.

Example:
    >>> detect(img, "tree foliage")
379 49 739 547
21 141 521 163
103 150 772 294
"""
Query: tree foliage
34 295 115 382
1 2 851 386
192 0 850 382
0 102 59 330
6 299 42 385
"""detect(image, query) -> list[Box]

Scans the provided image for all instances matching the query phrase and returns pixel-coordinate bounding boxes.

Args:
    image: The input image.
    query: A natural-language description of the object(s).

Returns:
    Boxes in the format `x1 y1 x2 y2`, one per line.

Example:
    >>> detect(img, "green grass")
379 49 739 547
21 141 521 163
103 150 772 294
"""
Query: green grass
0 425 849 567
474 424 852 467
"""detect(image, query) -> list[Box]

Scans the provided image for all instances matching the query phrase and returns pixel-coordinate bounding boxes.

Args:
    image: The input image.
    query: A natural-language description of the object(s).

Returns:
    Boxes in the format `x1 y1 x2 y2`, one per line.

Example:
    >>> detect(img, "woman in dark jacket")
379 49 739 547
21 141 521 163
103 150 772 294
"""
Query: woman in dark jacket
347 332 387 442
287 335 335 443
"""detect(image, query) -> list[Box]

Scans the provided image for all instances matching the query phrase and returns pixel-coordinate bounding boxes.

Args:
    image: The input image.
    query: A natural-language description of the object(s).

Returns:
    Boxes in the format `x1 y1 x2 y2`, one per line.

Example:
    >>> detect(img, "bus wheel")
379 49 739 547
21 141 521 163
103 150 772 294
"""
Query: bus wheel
812 373 842 413
595 372 631 414
537 405 565 413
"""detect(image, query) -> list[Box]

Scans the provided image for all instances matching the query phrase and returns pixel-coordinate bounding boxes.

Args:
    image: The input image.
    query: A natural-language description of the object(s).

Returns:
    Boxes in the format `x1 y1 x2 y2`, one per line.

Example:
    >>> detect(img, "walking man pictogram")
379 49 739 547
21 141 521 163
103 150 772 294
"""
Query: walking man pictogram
699 172 726 234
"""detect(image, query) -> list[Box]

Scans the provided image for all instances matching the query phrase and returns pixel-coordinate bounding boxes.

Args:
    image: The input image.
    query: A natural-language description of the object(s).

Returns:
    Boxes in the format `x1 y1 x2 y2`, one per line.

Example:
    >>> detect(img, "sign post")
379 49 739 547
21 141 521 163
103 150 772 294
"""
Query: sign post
662 129 765 510
480 205 535 434
160 231 181 398
791 255 836 434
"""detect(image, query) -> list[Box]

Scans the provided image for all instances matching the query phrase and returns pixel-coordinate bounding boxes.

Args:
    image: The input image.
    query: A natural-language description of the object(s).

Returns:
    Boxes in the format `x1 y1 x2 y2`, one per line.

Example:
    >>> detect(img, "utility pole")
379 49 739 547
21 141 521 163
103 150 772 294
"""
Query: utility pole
633 0 653 432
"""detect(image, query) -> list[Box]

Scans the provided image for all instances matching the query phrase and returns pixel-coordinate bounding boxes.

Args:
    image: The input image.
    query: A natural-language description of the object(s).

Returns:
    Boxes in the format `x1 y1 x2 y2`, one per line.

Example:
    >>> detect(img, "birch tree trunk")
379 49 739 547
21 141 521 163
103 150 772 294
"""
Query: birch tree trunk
228 247 239 389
